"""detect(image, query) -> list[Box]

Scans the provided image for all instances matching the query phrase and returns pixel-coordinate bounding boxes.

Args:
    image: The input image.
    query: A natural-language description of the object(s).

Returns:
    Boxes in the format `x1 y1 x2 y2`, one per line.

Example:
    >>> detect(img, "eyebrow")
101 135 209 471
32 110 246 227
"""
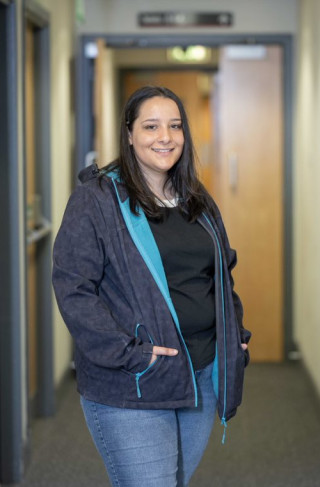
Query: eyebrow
141 118 182 123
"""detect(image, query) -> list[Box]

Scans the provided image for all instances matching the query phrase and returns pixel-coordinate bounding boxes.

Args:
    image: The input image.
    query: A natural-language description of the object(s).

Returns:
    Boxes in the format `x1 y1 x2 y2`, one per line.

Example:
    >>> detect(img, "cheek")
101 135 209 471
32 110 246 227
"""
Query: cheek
134 134 154 150
176 131 184 145
177 135 185 150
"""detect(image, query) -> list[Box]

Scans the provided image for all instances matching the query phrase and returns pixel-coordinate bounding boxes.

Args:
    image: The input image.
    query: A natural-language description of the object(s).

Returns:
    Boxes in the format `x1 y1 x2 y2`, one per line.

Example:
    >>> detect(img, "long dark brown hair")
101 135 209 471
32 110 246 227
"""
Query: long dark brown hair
100 85 216 221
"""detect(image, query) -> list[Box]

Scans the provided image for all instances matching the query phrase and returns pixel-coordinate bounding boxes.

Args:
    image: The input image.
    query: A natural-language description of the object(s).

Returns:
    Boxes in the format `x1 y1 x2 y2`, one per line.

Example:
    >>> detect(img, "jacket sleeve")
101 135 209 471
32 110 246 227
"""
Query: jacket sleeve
52 185 153 372
215 215 252 346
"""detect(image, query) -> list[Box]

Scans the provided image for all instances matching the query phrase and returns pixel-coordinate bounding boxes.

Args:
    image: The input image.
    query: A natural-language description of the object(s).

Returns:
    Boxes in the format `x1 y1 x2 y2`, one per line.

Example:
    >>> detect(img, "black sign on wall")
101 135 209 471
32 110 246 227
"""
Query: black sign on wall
138 12 233 28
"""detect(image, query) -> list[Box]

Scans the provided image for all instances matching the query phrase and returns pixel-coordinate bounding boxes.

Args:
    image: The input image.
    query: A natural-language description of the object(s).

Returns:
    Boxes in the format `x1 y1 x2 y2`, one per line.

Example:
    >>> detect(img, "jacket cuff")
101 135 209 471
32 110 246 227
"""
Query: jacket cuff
240 328 252 344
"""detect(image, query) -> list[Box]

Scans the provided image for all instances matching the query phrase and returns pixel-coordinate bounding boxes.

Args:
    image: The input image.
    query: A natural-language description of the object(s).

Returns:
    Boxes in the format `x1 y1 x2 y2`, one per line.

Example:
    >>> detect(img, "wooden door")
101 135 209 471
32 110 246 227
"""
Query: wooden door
213 46 284 361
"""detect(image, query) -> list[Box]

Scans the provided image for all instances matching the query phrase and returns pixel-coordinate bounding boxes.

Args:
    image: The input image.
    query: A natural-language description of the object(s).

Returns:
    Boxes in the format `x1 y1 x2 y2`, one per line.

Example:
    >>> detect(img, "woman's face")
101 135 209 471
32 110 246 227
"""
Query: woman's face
128 96 184 182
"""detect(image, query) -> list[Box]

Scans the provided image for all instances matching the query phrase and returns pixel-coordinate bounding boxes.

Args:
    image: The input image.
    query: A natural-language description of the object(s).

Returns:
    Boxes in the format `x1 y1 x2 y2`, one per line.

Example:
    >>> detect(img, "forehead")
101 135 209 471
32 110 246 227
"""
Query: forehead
137 96 181 119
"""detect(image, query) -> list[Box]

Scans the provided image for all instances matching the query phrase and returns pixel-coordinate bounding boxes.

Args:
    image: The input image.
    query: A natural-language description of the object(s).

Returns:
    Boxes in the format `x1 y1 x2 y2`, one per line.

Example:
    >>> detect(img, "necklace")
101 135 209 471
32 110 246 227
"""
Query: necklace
157 197 179 208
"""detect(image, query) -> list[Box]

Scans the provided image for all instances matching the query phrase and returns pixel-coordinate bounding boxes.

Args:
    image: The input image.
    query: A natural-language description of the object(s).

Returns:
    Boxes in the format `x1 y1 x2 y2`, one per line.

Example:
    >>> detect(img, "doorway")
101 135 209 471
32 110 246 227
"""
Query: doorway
77 34 294 363
24 1 54 420
212 45 284 361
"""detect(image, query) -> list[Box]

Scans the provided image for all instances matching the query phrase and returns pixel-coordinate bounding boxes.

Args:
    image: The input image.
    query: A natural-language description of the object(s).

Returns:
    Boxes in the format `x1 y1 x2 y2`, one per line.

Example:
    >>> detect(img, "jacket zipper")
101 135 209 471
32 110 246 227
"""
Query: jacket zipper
201 214 228 442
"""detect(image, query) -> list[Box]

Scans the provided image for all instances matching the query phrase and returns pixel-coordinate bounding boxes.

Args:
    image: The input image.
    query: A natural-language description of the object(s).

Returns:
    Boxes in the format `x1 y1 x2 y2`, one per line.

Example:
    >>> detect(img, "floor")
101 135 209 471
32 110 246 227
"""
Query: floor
8 362 320 487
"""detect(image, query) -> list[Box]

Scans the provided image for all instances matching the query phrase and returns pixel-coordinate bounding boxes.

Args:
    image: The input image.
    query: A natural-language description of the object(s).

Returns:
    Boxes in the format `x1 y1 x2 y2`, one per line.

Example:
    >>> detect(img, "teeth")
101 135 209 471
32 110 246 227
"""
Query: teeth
153 149 172 153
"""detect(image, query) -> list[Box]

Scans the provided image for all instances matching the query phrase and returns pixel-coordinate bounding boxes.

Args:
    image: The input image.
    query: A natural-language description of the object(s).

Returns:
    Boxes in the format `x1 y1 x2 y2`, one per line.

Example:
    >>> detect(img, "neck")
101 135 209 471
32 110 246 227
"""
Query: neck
142 171 174 200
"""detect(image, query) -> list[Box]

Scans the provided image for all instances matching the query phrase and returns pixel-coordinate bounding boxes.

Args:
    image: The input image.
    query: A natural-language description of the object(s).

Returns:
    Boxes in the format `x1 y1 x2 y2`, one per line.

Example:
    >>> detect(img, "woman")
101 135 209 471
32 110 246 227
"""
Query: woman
52 86 251 487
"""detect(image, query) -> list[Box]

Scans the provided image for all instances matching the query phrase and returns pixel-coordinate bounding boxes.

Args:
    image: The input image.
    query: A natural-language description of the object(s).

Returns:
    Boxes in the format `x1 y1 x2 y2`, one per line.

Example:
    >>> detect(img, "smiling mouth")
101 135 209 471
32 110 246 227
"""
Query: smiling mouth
152 148 174 153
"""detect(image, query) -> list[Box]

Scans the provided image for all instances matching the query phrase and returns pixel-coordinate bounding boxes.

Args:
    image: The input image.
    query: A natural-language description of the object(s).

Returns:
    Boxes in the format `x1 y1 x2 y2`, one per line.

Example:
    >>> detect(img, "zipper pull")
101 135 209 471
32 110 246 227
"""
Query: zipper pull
221 418 227 444
135 374 142 399
91 164 100 175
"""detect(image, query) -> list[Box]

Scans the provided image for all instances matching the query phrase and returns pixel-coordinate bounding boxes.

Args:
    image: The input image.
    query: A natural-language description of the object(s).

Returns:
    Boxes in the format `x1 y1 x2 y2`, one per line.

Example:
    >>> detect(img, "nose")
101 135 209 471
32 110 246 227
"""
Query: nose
157 126 171 144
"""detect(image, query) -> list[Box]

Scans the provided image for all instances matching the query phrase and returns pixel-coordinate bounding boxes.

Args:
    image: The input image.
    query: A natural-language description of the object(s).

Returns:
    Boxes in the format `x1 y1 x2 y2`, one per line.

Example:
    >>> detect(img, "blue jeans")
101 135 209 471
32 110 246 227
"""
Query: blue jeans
80 361 217 487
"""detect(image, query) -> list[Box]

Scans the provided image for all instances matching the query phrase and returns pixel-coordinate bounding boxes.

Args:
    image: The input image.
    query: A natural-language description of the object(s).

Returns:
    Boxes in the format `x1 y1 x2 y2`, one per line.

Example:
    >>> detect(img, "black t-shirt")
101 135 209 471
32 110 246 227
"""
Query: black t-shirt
148 206 216 370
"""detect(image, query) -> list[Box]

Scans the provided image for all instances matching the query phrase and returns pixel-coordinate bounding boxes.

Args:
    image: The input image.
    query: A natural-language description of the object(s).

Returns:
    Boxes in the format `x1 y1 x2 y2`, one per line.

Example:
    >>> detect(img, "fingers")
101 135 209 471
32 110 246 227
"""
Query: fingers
152 346 179 357
149 346 178 366
241 343 248 351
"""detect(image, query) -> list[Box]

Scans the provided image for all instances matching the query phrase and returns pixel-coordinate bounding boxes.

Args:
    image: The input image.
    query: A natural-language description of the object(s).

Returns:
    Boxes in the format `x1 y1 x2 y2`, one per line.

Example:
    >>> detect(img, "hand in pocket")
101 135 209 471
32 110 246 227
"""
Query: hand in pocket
149 346 178 365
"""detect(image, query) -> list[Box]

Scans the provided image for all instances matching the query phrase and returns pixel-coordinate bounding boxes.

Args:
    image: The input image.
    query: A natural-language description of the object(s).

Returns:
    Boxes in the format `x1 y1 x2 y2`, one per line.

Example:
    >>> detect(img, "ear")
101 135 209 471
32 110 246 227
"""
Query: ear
128 129 133 146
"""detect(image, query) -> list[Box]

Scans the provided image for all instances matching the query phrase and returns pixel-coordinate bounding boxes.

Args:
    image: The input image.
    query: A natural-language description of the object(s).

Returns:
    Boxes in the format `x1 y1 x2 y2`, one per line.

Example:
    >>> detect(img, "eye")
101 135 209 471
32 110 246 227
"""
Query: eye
171 123 182 130
143 124 157 130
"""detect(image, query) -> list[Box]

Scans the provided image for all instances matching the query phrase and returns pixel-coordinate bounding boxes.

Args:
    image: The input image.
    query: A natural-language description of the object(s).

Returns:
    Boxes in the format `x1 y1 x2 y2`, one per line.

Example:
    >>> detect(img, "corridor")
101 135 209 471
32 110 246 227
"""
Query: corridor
2 0 320 485
12 363 320 487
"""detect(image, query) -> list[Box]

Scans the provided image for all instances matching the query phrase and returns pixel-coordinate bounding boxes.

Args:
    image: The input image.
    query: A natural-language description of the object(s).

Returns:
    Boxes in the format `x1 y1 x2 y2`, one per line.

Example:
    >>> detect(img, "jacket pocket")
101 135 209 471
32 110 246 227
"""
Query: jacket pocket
132 323 158 399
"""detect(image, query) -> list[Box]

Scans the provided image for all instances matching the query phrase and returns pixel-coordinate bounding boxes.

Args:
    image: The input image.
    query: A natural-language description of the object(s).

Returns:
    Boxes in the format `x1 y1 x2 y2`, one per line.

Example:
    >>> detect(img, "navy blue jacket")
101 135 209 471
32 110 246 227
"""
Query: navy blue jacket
52 165 251 424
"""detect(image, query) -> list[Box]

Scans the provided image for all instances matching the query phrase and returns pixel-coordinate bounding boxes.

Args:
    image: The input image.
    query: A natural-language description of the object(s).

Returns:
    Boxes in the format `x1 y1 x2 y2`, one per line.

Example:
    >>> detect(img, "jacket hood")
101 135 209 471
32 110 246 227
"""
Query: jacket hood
78 164 100 184
78 163 121 185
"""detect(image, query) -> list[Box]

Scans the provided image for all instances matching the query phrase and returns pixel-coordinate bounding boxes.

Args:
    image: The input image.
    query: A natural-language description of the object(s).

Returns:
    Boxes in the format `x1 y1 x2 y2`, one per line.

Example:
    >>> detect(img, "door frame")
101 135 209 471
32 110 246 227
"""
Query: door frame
24 0 54 420
0 1 24 482
0 0 53 482
76 33 294 360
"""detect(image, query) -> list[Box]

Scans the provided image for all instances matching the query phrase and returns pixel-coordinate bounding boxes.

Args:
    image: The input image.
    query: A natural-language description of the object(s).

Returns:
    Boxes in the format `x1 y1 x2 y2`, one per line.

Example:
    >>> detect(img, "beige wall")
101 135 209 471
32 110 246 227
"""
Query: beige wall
294 0 320 396
77 0 298 35
35 0 75 387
